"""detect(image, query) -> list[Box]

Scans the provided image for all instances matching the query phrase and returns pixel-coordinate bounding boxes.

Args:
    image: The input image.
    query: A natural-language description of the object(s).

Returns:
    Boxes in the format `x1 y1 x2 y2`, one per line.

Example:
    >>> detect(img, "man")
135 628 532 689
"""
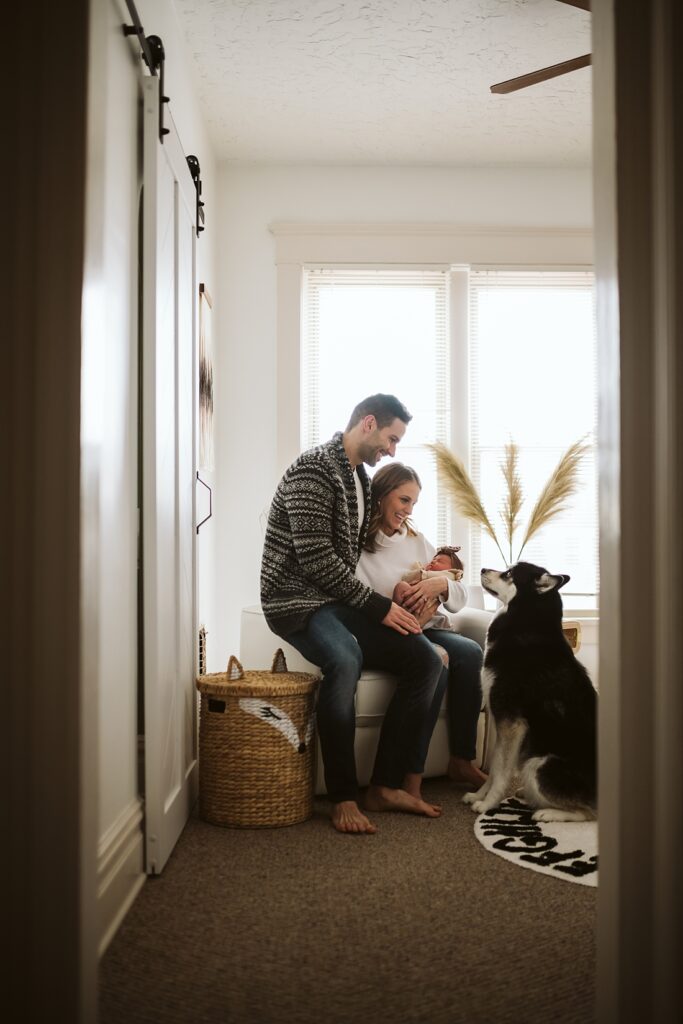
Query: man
260 394 444 834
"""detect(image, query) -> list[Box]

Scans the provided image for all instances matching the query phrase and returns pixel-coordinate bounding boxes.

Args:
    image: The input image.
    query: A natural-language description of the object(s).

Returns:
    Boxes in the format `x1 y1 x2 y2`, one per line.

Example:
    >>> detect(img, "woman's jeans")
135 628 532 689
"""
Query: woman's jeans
285 603 444 803
407 628 484 773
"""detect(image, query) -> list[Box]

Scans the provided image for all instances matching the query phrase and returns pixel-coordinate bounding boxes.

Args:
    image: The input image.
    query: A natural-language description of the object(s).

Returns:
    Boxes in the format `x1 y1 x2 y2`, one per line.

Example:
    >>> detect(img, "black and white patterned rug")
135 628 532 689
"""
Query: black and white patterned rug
474 797 598 887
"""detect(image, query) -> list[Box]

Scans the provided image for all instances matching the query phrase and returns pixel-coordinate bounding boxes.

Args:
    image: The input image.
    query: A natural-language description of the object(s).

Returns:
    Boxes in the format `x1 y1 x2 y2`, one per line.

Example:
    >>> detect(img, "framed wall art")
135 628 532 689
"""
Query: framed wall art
199 283 214 471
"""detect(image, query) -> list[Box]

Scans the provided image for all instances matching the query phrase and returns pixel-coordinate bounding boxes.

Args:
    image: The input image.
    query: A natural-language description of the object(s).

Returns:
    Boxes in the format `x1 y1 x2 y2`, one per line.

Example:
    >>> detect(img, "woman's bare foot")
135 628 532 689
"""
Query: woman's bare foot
402 772 442 810
364 785 441 817
448 756 488 789
331 800 377 834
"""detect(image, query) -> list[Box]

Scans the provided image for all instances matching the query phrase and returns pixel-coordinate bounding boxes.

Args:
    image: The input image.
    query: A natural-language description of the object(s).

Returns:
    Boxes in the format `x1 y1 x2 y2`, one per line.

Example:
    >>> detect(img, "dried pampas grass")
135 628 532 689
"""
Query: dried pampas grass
500 441 523 564
427 442 508 565
427 437 590 567
516 437 591 560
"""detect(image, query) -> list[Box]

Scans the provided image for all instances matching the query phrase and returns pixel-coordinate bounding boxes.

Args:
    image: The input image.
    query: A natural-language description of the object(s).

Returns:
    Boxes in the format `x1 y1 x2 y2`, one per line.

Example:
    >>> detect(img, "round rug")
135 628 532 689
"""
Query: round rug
474 796 598 887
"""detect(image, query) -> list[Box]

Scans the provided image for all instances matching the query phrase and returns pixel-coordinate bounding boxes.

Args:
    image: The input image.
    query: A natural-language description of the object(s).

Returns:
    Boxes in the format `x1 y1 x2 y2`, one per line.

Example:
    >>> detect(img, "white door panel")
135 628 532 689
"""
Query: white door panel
177 189 197 773
142 77 198 874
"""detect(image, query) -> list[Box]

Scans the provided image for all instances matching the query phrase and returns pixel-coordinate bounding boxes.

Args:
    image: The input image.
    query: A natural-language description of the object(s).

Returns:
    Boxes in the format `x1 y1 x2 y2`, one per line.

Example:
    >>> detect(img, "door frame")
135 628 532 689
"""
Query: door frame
593 0 683 1020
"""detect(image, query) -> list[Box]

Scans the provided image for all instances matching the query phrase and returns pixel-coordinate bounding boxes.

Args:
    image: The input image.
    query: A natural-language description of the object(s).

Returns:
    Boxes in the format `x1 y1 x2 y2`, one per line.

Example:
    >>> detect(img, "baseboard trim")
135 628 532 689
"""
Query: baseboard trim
97 798 145 956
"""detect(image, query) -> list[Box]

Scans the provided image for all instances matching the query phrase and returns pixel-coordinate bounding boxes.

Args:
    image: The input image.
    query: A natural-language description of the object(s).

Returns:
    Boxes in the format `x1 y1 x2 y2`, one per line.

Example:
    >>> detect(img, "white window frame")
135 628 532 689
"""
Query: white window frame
271 223 596 619
301 265 451 543
462 267 598 613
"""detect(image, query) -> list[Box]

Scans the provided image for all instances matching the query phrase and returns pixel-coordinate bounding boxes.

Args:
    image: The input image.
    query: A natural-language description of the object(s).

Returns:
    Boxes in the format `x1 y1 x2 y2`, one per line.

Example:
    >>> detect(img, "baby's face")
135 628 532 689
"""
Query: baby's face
425 553 453 572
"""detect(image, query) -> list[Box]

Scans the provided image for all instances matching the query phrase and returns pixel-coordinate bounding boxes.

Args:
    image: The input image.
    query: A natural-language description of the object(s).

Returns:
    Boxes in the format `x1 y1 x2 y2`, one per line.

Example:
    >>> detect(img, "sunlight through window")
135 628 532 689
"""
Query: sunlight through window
301 267 598 612
302 269 449 543
469 271 598 610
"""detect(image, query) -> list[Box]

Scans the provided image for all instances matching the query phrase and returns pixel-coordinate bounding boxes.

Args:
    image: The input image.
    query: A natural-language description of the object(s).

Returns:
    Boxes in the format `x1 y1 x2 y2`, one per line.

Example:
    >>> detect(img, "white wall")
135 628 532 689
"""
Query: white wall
214 164 593 663
150 0 220 676
82 0 217 951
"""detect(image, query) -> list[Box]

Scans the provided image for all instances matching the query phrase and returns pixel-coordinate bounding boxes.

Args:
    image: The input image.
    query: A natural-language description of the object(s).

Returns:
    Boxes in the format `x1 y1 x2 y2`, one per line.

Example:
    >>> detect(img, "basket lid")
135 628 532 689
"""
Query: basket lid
196 649 319 697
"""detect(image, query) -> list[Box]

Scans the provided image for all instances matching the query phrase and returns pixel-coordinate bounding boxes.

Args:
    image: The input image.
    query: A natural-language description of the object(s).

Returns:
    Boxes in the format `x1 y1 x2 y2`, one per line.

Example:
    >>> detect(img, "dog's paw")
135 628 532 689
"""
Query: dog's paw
471 800 491 814
532 808 559 822
462 791 478 805
532 808 593 823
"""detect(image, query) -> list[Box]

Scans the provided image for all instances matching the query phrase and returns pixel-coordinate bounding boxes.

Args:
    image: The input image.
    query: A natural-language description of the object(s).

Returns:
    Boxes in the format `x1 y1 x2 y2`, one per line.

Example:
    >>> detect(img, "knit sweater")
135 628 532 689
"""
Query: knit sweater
356 527 468 630
260 432 392 636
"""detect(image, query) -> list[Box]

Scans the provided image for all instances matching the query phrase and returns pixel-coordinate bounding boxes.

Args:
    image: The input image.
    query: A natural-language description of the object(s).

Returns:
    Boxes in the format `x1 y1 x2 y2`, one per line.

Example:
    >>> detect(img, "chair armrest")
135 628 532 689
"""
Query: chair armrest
465 584 486 609
450 606 493 650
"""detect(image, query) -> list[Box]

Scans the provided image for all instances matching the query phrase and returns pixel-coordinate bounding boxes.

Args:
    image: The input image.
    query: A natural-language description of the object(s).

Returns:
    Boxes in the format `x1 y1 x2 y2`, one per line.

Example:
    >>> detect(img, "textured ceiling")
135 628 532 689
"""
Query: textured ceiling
173 0 592 166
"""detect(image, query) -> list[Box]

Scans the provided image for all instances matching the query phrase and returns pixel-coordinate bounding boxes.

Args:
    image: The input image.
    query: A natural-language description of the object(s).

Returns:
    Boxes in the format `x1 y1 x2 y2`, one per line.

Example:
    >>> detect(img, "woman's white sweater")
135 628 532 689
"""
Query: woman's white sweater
356 527 468 630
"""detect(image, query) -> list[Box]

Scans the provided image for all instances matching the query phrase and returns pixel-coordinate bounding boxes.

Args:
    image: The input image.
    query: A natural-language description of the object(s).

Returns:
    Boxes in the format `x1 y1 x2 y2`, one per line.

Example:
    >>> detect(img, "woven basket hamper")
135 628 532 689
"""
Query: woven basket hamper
196 650 319 828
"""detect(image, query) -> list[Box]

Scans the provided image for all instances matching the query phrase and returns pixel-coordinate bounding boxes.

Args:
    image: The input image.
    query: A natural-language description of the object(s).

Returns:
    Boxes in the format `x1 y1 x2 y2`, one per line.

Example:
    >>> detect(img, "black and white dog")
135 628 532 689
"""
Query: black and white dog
463 562 597 822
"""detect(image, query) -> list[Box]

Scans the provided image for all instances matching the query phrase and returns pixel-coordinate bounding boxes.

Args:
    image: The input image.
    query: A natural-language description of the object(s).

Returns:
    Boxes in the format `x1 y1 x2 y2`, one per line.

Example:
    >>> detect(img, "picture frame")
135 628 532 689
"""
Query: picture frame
199 283 214 471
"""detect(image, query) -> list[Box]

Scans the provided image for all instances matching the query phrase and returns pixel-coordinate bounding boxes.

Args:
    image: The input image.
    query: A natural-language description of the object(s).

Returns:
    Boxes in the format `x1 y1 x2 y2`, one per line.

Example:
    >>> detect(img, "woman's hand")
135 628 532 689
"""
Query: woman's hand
382 602 422 635
401 576 448 614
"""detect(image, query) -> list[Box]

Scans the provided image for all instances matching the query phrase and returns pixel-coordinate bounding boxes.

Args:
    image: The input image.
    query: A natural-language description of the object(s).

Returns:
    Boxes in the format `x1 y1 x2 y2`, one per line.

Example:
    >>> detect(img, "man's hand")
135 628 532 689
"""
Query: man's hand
392 580 413 606
381 602 422 635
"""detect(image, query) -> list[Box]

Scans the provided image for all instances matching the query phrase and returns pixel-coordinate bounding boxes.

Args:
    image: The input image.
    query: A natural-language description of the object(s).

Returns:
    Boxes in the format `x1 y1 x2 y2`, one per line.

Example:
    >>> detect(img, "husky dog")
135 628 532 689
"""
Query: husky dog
463 562 597 822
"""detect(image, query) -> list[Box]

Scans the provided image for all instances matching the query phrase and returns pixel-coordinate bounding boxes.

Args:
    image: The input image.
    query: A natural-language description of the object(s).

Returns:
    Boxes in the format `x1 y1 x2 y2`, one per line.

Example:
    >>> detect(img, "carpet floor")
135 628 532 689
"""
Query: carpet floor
99 778 595 1024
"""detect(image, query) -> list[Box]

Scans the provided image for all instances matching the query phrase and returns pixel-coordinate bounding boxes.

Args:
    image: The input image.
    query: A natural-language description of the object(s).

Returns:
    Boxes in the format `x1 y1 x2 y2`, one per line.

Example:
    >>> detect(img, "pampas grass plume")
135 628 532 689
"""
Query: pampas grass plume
516 437 591 559
500 441 523 564
427 442 508 565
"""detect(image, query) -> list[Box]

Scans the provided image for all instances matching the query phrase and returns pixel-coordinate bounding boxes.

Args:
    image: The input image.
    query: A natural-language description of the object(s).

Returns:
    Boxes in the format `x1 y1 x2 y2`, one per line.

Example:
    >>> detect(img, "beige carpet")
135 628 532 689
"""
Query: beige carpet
99 778 595 1024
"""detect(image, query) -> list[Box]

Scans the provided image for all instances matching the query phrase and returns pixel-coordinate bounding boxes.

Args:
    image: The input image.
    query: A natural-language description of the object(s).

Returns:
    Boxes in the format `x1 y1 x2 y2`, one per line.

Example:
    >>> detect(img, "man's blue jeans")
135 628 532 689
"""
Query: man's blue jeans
284 603 444 803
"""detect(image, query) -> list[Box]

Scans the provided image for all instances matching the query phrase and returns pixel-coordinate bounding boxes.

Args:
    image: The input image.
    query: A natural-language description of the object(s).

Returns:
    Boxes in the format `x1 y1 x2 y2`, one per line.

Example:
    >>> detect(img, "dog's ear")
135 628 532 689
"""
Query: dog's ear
536 572 570 593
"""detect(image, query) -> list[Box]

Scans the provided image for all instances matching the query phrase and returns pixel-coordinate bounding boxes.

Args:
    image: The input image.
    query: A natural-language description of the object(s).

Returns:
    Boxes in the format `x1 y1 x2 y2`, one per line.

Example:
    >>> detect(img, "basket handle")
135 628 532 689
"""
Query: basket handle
271 648 288 673
226 655 244 680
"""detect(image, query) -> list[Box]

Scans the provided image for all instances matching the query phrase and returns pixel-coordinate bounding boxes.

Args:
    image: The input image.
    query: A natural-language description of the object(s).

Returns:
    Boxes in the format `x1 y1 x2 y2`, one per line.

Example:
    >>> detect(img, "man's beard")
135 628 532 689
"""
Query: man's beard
358 441 383 466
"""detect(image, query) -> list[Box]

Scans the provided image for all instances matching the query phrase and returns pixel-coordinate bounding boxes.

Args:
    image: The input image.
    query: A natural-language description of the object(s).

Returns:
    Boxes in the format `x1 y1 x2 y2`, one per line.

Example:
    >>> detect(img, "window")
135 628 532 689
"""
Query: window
468 270 598 610
300 265 598 612
302 268 449 542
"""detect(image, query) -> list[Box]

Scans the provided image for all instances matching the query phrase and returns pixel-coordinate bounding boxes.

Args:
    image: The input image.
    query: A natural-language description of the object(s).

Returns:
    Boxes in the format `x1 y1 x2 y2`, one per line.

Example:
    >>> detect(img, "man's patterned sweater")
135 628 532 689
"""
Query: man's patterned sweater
260 432 391 636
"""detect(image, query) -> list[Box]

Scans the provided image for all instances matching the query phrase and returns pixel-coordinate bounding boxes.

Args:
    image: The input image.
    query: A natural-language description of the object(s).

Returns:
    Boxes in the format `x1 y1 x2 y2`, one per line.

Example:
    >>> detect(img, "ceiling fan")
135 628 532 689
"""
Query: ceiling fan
490 0 591 95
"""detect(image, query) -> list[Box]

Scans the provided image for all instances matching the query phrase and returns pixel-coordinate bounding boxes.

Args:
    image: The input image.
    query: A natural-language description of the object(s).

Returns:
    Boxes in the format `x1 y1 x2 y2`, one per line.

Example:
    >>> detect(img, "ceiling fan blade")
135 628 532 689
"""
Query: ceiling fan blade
555 0 590 10
490 53 591 94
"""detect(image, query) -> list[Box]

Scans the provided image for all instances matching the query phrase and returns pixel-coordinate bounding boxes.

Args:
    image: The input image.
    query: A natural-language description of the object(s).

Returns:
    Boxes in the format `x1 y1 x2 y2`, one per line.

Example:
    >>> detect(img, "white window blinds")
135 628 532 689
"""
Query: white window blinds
468 270 598 607
302 268 450 544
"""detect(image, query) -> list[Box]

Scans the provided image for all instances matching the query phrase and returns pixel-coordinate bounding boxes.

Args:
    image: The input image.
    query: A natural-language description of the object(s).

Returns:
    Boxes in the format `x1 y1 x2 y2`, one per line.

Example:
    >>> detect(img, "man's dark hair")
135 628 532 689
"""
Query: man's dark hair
346 394 412 431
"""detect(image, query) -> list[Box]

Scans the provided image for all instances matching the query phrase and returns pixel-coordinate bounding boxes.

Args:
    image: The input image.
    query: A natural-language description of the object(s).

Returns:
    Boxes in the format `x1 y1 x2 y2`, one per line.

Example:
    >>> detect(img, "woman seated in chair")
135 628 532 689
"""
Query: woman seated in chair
356 463 487 801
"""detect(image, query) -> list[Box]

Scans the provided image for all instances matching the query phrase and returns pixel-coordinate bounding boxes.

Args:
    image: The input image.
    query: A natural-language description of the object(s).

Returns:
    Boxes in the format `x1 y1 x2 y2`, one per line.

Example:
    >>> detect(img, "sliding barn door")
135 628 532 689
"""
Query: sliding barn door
141 77 198 874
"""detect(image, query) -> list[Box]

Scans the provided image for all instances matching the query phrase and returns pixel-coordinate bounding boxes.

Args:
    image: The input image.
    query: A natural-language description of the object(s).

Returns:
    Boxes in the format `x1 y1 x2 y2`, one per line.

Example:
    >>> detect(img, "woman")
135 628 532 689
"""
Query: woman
356 462 487 799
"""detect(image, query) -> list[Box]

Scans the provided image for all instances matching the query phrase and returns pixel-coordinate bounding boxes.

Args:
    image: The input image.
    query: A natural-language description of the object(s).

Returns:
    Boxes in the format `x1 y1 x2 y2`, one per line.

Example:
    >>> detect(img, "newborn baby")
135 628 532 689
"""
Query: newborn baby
393 546 464 628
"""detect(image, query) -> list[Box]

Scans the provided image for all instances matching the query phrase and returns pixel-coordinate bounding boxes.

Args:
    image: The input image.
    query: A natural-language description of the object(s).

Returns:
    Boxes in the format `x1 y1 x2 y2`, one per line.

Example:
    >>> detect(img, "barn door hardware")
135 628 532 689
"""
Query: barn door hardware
122 0 170 142
196 472 212 534
145 36 170 142
186 156 206 236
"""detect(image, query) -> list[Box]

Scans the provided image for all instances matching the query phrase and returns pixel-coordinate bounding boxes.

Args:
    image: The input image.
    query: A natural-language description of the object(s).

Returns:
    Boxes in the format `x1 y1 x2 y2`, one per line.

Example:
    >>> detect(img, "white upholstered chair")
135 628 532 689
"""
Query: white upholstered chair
239 592 493 796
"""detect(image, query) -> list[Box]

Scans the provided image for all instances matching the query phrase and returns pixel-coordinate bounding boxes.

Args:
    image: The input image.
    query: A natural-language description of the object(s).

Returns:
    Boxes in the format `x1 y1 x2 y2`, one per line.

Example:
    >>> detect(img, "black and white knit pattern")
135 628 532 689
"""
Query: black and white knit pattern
260 432 391 636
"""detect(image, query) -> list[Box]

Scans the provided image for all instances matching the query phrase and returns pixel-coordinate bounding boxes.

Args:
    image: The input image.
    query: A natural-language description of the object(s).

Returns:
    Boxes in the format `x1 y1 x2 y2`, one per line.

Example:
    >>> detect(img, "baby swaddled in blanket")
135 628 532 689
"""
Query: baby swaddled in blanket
393 545 464 627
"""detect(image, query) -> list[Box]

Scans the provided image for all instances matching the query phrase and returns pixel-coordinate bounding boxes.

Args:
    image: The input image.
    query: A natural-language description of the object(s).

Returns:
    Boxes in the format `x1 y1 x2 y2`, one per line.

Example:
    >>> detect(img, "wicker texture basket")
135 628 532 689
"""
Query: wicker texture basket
196 650 319 828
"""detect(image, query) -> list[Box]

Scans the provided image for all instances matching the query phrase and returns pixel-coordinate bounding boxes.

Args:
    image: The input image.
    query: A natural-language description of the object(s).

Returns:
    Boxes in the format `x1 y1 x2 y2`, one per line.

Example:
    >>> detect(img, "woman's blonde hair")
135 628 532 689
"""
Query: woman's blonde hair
364 463 422 552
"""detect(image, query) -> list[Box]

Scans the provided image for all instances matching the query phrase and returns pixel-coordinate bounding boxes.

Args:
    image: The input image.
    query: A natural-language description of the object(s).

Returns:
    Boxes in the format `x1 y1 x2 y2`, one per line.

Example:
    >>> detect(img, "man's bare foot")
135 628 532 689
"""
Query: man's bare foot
402 772 423 800
331 800 377 834
364 785 441 817
448 756 488 789
402 772 442 810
